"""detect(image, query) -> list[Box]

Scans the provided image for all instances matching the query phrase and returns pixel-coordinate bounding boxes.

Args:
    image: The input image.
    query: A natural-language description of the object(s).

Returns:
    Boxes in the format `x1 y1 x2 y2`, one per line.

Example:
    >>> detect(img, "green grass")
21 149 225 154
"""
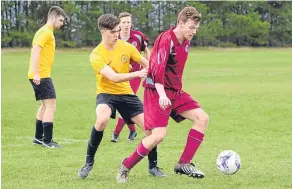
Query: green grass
2 48 292 189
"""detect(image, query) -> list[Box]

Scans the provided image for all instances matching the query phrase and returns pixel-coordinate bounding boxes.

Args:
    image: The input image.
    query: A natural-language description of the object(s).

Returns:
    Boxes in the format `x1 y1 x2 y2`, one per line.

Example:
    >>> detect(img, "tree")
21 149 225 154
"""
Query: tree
1 1 291 47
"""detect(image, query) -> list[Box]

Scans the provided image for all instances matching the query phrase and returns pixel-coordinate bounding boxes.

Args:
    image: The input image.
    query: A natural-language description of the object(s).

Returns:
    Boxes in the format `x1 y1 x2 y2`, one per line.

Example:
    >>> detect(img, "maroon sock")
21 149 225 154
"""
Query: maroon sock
123 141 150 169
114 118 126 134
127 124 136 132
179 129 204 164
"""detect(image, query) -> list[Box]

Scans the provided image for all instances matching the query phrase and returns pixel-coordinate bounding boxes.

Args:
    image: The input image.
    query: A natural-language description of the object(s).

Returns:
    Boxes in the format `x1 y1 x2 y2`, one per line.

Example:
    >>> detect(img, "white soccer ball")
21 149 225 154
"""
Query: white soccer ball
216 150 241 175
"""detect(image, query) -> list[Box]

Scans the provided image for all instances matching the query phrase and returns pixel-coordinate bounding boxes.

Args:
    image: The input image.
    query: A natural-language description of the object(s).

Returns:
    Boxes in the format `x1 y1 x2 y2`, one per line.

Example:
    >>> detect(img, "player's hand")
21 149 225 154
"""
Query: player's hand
137 67 148 78
33 74 41 85
159 95 171 110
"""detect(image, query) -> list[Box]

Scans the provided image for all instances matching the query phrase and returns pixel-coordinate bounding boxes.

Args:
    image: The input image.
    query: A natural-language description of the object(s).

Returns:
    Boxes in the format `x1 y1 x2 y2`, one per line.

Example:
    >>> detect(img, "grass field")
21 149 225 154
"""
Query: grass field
2 48 292 189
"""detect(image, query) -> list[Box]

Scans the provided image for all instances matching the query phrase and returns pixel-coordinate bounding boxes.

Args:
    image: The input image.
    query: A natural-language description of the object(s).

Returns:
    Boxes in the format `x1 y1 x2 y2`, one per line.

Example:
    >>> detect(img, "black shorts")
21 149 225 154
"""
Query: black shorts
96 93 143 124
29 78 56 101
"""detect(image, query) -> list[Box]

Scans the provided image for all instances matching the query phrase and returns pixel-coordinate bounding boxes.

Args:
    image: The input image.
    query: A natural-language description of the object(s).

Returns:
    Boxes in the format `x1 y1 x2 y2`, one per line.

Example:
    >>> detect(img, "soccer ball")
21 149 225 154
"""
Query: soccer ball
216 150 241 175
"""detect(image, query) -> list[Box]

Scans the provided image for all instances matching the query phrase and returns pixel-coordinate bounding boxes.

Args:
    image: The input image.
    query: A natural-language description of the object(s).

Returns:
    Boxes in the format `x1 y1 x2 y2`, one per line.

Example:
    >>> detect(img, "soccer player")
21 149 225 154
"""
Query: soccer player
78 14 165 179
28 6 66 148
117 6 208 183
111 12 151 143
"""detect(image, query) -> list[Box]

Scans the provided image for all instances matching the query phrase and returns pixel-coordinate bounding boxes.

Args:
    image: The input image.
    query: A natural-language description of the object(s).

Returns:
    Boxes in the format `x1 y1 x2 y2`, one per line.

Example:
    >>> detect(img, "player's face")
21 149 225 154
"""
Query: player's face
180 19 200 41
53 15 65 30
102 25 120 46
119 16 132 33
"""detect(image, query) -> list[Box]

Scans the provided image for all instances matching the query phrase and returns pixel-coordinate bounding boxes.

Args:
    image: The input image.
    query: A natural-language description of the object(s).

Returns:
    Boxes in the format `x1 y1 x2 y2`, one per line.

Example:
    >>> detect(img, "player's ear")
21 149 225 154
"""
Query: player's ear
50 16 56 23
178 20 183 27
196 21 200 28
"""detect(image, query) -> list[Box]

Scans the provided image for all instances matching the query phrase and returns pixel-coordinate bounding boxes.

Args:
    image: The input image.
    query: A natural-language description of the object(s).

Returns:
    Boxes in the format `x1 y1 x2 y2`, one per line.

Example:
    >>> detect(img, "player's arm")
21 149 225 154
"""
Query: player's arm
32 31 50 85
100 66 148 83
138 57 149 68
140 32 150 60
143 46 151 60
151 35 172 109
130 44 149 68
155 83 171 110
91 53 148 83
31 45 42 85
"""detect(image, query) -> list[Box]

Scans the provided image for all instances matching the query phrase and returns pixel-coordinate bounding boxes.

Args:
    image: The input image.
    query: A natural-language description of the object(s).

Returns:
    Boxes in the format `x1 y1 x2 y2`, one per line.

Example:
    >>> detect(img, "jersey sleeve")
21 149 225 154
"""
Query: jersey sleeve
90 53 107 74
149 33 171 85
129 43 143 64
140 32 149 52
34 30 51 48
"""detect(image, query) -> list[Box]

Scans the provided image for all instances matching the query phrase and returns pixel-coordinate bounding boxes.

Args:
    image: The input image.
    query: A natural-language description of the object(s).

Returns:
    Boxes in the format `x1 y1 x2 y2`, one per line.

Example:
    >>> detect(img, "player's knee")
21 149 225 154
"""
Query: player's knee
94 118 109 131
153 132 166 144
40 104 46 112
52 105 57 113
43 99 56 112
144 130 152 136
44 104 56 113
154 135 165 144
197 112 209 128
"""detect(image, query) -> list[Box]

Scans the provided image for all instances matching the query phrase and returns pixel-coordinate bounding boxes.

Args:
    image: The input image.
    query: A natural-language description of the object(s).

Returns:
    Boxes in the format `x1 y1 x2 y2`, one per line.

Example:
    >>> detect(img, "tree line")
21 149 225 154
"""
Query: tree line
1 1 292 48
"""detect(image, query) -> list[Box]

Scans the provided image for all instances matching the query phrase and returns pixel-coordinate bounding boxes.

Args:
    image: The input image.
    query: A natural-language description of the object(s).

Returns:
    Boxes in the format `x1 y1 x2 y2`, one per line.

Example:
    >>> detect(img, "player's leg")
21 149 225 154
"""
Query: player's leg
78 94 114 179
29 79 46 145
111 78 140 142
111 115 125 142
119 95 165 176
33 78 59 148
116 89 169 183
173 108 208 178
117 127 167 183
42 98 58 148
131 114 166 177
127 125 137 141
171 92 209 178
179 108 209 163
33 101 45 145
112 114 126 142
126 78 141 141
88 104 112 161
123 127 166 166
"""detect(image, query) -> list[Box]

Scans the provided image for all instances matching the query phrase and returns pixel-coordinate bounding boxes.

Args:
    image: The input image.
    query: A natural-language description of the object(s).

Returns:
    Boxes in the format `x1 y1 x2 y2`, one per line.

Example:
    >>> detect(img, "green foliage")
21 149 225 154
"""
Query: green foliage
1 1 291 47
1 35 13 47
224 12 270 46
57 40 77 48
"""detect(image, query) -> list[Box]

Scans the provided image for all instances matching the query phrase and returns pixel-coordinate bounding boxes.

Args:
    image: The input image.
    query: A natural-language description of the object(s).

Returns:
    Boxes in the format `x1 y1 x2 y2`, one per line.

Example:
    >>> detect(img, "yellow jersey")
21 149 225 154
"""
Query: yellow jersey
28 24 55 79
90 40 143 95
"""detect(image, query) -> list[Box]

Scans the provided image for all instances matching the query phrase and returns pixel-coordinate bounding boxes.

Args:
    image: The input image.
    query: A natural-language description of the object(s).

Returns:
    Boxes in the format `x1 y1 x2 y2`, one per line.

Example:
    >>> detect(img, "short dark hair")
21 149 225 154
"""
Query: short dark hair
177 6 201 24
98 14 120 30
118 12 132 19
48 6 67 18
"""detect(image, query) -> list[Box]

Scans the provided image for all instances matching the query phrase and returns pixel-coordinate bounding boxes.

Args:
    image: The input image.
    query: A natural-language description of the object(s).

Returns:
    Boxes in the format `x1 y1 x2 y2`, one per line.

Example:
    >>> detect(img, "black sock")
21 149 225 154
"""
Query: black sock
43 122 53 143
86 126 104 164
35 119 43 139
148 146 158 169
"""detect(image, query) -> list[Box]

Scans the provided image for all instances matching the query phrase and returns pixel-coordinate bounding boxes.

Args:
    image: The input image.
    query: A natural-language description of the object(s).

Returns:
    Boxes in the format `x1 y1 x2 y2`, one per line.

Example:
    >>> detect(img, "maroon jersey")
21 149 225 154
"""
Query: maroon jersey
119 29 149 72
144 27 190 90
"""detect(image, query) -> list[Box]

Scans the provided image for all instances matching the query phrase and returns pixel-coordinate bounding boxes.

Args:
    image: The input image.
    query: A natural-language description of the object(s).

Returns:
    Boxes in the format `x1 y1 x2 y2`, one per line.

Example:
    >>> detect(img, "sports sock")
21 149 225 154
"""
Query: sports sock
123 141 150 169
35 119 43 139
148 146 158 169
43 122 53 143
179 129 204 164
127 124 136 132
86 126 104 164
114 118 126 134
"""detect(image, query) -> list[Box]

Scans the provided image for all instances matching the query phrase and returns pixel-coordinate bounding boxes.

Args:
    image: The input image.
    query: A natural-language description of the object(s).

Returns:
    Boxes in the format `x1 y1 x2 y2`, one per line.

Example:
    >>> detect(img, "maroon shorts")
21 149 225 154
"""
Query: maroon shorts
144 88 201 130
